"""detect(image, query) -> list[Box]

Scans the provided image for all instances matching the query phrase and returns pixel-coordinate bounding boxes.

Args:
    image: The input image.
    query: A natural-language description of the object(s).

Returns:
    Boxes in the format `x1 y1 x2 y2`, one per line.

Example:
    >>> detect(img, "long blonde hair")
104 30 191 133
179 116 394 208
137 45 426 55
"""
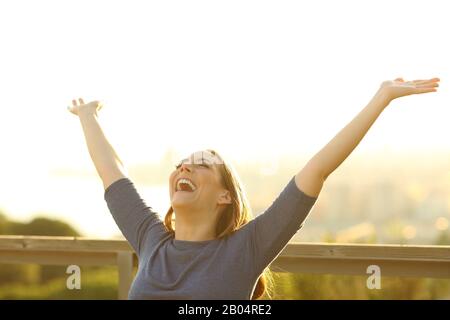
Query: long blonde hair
163 149 274 299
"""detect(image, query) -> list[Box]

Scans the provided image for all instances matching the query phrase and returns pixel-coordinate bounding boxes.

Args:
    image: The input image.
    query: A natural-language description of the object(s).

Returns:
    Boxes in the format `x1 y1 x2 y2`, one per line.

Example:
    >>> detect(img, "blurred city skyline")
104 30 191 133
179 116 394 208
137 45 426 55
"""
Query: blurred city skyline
1 149 449 244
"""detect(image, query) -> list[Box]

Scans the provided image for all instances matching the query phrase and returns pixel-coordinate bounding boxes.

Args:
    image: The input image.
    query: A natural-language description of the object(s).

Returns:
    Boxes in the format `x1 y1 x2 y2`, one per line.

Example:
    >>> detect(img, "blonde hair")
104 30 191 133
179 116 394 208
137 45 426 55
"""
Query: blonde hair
163 149 274 299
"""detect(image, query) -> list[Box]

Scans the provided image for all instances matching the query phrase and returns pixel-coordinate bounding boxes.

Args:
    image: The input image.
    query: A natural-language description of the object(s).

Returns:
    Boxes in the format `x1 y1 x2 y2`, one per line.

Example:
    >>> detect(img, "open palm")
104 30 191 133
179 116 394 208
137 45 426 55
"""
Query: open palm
67 98 103 116
380 77 440 101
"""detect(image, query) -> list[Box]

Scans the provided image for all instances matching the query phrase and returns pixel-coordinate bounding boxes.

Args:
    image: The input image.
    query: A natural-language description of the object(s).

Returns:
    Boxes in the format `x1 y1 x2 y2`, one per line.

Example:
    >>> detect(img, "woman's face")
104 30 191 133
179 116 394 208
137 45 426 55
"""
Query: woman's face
169 150 231 211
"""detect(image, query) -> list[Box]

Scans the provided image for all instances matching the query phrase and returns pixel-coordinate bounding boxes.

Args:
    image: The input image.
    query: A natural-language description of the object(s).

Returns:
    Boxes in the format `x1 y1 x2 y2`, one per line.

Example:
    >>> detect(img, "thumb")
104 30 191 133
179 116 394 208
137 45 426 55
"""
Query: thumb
67 104 76 115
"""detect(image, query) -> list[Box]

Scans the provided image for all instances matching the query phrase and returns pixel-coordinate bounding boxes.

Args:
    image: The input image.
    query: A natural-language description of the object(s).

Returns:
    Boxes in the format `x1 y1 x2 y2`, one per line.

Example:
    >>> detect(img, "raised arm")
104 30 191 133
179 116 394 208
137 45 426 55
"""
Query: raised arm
295 77 440 198
68 98 127 190
67 98 168 256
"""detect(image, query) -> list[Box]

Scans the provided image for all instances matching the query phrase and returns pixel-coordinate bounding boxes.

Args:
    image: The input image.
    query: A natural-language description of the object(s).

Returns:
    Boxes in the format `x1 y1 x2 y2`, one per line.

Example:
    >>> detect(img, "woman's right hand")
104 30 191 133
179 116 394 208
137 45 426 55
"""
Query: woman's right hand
67 98 103 116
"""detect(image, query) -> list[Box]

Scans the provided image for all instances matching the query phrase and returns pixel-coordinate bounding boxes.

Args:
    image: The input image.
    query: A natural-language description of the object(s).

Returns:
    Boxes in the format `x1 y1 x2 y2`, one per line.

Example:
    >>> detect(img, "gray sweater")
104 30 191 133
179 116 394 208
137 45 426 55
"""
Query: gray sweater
104 176 318 299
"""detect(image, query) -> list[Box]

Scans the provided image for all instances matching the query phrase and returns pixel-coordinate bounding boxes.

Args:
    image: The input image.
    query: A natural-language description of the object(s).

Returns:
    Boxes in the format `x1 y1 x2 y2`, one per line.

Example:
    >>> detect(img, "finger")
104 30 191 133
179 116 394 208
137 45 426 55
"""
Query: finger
415 87 437 94
72 99 78 106
412 79 428 84
413 78 440 85
79 98 84 105
416 82 439 88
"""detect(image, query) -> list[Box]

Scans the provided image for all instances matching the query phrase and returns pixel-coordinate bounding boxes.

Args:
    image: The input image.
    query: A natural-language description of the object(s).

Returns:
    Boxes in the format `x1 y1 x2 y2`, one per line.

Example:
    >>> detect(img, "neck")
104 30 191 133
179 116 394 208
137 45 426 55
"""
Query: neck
173 207 217 241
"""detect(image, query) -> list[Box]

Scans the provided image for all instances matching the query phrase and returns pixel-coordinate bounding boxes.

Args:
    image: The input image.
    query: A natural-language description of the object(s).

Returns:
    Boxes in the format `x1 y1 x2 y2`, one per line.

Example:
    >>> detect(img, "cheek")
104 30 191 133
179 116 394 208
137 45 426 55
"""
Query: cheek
198 177 222 198
169 172 176 193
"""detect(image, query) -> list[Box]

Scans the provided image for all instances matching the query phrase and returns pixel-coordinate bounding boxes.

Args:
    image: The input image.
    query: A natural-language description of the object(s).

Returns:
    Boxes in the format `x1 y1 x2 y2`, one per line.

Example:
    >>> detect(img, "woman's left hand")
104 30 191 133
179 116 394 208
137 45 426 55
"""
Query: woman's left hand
379 77 440 102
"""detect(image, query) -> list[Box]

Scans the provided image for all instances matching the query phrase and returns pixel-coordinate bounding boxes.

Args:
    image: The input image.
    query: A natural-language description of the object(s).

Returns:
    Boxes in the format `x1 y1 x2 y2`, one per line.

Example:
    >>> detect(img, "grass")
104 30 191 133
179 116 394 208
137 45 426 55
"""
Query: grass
1 268 449 299
267 273 450 300
0 266 118 299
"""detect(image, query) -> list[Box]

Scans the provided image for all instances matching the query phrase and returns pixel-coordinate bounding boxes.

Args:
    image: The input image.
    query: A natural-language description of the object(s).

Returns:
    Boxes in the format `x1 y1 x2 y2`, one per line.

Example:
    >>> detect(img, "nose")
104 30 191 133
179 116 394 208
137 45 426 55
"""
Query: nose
179 162 192 172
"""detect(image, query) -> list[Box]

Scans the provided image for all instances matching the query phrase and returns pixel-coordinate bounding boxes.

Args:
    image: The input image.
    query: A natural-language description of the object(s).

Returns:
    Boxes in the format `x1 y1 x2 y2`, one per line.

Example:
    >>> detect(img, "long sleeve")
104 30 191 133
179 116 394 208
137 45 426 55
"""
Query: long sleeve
104 178 169 257
248 175 318 275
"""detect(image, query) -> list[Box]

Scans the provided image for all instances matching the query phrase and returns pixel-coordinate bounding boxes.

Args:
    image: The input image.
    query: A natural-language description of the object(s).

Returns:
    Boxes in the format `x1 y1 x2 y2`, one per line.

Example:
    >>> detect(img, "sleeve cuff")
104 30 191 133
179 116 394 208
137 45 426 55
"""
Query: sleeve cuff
104 178 132 200
286 175 318 206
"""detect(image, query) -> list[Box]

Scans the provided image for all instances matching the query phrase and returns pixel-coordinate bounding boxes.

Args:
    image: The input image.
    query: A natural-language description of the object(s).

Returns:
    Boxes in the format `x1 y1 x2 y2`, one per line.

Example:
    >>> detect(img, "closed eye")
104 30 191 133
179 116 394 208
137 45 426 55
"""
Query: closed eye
175 161 210 169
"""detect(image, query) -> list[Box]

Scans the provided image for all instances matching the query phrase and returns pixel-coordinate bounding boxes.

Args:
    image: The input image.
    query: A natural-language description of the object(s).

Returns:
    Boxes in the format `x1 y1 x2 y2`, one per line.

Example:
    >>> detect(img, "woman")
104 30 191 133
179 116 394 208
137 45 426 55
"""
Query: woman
68 77 439 299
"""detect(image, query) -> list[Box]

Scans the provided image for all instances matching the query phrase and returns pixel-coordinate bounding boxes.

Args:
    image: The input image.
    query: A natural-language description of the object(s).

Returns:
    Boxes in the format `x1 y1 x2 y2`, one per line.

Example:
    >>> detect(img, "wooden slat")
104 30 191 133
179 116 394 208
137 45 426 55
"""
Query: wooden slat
271 257 450 278
0 250 118 266
0 236 133 252
0 236 448 262
283 242 450 262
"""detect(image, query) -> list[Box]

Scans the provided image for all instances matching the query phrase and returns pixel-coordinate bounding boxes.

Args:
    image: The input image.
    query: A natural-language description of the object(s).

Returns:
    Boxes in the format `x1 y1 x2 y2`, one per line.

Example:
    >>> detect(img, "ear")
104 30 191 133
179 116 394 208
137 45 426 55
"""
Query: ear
217 189 232 205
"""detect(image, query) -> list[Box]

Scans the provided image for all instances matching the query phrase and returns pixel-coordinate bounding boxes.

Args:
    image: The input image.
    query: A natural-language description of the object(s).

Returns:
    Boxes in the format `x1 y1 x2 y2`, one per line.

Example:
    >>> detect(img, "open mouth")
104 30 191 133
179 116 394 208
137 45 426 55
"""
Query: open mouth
175 178 197 193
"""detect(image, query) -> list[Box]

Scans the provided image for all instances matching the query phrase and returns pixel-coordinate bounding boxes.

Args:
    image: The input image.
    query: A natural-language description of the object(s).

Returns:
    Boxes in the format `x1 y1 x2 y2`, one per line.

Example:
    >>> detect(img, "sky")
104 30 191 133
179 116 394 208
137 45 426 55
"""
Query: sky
0 0 449 237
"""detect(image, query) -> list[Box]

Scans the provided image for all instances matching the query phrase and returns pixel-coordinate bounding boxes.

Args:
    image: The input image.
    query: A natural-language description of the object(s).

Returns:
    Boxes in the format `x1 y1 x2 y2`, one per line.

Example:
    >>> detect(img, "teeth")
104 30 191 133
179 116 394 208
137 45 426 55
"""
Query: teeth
176 178 197 192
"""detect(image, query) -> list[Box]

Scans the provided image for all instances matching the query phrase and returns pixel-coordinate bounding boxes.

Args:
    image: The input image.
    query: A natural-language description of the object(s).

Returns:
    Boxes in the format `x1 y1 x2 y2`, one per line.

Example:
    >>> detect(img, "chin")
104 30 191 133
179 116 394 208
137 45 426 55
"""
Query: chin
171 193 197 209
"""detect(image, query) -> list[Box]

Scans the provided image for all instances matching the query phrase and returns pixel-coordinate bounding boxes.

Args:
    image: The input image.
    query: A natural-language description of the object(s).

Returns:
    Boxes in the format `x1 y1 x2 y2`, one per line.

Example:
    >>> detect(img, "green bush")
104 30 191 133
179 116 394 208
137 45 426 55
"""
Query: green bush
268 273 450 300
0 267 118 299
0 264 40 285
